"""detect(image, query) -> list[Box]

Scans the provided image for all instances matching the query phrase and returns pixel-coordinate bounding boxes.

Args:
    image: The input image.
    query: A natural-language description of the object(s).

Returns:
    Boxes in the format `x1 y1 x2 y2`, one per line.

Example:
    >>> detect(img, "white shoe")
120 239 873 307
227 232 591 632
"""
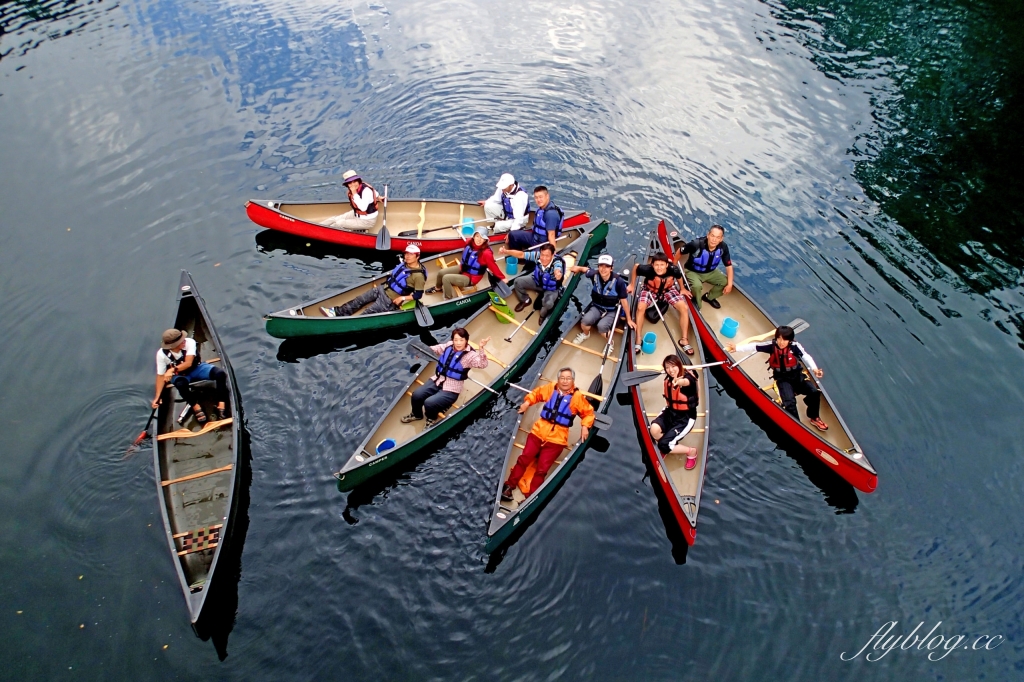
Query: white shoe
573 331 590 344
320 306 336 317
634 344 643 355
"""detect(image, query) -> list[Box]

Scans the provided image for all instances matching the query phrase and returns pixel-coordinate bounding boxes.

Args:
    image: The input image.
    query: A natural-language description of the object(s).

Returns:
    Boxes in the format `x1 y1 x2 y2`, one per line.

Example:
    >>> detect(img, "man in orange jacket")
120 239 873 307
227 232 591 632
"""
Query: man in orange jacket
501 368 596 500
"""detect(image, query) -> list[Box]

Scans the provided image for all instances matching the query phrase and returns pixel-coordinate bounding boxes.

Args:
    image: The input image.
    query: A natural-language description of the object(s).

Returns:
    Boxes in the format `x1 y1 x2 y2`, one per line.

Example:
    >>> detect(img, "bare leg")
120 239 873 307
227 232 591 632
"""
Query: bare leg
674 300 691 344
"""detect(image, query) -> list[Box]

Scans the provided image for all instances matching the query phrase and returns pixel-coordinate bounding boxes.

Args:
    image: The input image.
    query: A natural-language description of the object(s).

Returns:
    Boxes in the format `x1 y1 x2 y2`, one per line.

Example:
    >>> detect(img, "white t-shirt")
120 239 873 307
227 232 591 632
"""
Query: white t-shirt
350 185 377 215
156 337 197 375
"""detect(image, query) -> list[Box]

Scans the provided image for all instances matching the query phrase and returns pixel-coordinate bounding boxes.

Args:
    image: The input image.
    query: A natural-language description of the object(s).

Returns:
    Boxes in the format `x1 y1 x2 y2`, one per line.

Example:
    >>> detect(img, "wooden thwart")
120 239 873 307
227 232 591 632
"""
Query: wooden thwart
173 523 223 539
560 340 619 361
178 542 218 557
162 464 233 487
156 417 233 441
489 306 536 334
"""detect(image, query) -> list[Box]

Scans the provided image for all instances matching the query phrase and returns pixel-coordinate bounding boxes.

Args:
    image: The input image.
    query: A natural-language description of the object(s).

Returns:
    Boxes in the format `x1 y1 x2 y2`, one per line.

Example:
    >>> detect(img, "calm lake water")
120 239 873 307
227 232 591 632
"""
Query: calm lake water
2 0 1022 679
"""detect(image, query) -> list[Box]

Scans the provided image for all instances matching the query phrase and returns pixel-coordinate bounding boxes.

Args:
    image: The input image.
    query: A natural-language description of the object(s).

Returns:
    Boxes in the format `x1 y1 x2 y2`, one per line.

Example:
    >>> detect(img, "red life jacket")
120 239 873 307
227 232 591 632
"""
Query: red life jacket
348 182 379 216
645 272 676 296
768 344 800 372
663 373 696 412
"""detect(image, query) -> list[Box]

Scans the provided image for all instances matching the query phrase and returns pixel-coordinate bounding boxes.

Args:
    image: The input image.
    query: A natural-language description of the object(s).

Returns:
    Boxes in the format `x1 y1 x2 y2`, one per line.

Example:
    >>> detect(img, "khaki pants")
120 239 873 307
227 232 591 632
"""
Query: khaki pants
685 269 728 308
434 266 473 299
322 210 375 231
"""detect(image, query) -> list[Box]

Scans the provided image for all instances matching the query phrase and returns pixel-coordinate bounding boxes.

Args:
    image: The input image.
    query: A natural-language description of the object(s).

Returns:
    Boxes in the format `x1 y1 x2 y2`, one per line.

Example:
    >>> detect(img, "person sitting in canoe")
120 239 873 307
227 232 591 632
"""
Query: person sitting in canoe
628 252 695 355
568 254 636 349
505 185 563 250
675 224 734 311
478 173 530 234
321 244 427 317
499 242 565 323
501 368 596 501
152 329 229 424
425 225 505 299
401 328 491 428
649 355 701 470
726 325 829 431
322 170 380 231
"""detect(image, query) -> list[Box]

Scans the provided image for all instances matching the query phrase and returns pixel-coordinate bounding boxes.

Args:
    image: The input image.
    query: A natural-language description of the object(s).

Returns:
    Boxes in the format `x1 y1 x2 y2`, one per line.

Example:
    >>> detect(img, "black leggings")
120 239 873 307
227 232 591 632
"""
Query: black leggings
410 381 458 419
172 367 228 407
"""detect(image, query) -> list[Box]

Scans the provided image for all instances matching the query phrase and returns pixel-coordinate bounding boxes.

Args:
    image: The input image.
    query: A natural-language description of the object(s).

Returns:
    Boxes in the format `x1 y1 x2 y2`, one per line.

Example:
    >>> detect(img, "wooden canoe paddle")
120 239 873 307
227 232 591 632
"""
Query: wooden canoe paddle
375 184 391 250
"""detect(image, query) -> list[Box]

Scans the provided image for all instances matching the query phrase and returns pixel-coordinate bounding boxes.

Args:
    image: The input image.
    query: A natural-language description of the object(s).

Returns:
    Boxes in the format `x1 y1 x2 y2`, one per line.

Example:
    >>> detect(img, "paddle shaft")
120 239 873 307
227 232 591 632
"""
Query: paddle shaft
406 341 497 394
375 185 391 250
397 217 494 238
729 319 809 368
503 309 535 342
130 407 158 447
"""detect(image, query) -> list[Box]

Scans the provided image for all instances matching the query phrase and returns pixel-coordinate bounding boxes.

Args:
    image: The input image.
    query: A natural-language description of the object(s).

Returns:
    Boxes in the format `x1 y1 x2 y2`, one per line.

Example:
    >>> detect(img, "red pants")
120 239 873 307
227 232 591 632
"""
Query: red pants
504 433 565 494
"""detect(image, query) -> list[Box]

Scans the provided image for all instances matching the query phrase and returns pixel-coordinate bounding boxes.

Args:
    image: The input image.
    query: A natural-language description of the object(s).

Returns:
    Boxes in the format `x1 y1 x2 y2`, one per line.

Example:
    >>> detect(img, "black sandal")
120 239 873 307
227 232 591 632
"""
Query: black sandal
192 406 208 424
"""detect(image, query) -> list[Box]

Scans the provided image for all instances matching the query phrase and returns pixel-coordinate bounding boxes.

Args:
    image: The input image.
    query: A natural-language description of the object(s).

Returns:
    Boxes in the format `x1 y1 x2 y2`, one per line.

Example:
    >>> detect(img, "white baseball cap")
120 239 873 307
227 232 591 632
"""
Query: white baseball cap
405 244 421 254
496 173 516 189
597 254 614 266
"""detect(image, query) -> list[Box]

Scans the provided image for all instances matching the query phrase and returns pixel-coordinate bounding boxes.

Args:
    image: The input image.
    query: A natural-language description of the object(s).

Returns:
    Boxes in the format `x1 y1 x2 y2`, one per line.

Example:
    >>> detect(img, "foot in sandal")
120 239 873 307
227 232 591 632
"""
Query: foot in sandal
192 405 208 425
678 339 694 356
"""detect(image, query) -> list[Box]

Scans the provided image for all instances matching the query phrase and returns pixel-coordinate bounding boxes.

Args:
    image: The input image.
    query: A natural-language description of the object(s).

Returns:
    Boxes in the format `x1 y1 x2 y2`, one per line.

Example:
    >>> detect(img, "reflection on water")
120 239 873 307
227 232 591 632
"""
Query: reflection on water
766 0 1024 344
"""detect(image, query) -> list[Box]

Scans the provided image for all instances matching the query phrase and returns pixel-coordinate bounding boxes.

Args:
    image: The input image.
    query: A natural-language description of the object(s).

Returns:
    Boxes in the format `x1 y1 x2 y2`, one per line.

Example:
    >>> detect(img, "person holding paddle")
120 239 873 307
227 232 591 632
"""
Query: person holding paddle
153 329 228 424
726 325 828 431
628 252 694 355
401 328 491 428
505 185 563 250
501 368 595 501
322 170 381 230
649 355 700 470
500 242 565 323
425 225 506 299
569 254 636 348
321 244 427 317
478 173 530 234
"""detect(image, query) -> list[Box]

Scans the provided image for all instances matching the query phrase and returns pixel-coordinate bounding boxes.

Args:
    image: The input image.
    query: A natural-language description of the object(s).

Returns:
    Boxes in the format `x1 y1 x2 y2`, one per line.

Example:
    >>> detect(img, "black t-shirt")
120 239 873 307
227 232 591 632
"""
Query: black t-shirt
635 263 684 281
680 237 731 272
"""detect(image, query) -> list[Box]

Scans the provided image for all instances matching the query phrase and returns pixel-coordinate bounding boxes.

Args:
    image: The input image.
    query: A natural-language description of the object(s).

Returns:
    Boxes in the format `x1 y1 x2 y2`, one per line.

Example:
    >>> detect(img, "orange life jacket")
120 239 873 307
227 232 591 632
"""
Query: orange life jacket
645 272 676 296
663 372 697 412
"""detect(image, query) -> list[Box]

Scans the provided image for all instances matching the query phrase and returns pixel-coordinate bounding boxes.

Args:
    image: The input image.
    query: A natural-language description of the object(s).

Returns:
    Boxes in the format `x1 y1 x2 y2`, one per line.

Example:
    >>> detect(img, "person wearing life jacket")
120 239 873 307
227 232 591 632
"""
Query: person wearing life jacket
321 244 427 317
676 224 734 311
500 242 566 323
400 328 491 428
506 185 563 250
727 325 828 431
501 367 596 501
649 355 701 470
478 173 530 234
568 254 636 350
322 170 381 231
628 251 696 355
152 329 229 425
425 225 506 299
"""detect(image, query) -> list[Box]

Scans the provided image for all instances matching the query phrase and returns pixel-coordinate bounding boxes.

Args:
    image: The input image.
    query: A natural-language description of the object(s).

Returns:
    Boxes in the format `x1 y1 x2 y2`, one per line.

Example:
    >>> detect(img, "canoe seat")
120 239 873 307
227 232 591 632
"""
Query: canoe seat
175 524 222 557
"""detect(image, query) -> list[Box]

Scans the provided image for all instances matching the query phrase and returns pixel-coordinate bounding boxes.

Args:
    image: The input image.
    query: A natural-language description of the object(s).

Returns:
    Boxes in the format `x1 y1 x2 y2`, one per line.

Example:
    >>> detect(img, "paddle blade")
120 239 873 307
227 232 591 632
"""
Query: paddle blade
414 301 434 327
406 339 437 359
615 391 632 406
620 369 663 387
589 434 610 453
592 412 613 430
375 225 391 250
586 375 604 408
494 279 513 299
790 318 809 334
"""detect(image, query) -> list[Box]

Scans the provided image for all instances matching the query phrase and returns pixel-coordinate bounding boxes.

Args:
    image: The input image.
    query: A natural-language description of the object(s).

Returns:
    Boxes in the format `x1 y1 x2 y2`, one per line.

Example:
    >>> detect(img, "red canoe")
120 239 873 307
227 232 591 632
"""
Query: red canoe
245 198 590 253
655 219 877 493
626 230 712 546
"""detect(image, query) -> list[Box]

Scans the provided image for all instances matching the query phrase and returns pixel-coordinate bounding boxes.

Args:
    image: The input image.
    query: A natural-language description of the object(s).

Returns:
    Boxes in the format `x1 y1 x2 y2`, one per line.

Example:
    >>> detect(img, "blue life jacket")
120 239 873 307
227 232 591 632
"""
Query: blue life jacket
532 204 564 238
435 346 470 381
689 238 723 273
460 244 487 277
540 389 576 427
387 262 427 295
532 255 565 292
590 273 621 311
501 185 530 220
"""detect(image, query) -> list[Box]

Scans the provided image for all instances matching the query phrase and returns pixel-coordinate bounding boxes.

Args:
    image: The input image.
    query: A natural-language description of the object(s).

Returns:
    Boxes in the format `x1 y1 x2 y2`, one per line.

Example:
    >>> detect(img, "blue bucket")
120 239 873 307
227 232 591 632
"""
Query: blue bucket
460 217 475 237
376 438 396 454
720 317 739 338
505 256 519 276
641 331 657 355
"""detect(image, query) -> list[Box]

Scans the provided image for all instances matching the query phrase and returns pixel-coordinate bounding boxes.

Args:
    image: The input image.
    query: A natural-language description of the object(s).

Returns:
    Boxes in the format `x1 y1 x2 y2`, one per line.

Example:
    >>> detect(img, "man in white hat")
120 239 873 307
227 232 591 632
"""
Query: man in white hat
322 170 381 230
568 254 636 348
321 244 427 316
478 173 530 234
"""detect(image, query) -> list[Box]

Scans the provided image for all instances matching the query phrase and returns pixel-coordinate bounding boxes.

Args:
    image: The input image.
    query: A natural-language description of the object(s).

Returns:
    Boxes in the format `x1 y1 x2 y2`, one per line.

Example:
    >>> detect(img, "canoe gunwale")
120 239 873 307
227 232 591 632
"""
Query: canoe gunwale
153 271 242 624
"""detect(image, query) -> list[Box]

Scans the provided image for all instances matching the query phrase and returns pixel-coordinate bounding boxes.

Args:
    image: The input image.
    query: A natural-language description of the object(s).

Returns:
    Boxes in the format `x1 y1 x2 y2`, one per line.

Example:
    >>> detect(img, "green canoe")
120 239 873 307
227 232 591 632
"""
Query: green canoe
334 220 609 491
265 224 596 339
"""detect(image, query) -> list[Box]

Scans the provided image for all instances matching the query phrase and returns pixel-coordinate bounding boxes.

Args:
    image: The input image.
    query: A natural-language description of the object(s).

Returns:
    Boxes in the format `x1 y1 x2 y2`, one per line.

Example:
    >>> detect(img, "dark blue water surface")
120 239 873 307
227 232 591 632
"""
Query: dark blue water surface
2 0 1022 679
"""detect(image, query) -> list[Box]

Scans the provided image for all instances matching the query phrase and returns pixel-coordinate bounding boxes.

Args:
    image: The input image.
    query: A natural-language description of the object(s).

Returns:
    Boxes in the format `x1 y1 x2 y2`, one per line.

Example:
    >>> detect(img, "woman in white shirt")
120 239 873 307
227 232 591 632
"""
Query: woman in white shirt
323 170 380 230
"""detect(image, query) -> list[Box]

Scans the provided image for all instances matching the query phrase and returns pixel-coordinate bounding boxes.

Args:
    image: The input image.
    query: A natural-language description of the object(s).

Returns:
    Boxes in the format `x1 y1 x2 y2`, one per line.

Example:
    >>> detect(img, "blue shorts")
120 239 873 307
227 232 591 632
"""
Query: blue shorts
180 362 214 382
